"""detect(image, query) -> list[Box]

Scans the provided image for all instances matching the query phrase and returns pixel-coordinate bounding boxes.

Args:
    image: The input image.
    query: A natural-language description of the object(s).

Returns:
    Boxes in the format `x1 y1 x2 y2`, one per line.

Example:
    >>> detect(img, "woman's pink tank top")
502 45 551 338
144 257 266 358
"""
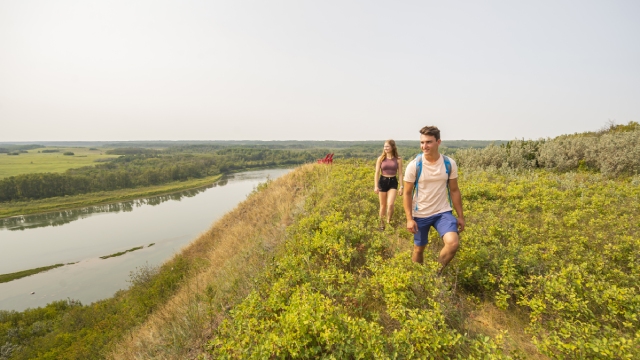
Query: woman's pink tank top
381 157 398 176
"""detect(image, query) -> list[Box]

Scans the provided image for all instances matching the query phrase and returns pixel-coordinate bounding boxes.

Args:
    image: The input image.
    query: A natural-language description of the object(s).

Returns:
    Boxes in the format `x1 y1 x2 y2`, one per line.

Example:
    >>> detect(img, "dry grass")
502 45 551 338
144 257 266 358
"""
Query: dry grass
108 164 319 360
464 301 548 359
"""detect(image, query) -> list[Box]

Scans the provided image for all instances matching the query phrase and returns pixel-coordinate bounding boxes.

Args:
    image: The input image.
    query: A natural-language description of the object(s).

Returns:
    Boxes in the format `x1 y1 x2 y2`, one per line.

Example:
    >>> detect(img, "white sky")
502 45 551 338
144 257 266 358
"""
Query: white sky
1 0 638 141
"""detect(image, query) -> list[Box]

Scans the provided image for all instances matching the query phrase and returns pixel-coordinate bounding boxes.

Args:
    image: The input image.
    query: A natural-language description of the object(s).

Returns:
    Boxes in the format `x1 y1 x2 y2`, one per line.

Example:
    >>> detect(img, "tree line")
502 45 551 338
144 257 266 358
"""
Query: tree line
0 149 325 202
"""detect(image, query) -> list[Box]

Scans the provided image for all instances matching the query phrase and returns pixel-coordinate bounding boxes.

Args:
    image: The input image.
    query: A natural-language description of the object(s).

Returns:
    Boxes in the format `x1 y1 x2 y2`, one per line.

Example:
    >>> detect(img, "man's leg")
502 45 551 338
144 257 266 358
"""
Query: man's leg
411 217 431 263
438 232 459 271
412 245 426 263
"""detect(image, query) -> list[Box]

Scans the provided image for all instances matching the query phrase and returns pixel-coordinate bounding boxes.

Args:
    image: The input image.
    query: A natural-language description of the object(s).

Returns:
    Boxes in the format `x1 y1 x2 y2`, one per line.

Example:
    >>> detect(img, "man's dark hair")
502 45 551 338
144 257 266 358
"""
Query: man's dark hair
419 126 440 141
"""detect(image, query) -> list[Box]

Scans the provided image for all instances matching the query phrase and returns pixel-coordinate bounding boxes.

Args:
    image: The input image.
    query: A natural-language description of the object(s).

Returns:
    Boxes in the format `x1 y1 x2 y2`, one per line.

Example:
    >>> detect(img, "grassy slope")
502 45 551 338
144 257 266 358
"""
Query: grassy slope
109 164 313 359
200 162 637 359
0 148 118 179
0 174 222 218
4 161 638 359
112 161 547 359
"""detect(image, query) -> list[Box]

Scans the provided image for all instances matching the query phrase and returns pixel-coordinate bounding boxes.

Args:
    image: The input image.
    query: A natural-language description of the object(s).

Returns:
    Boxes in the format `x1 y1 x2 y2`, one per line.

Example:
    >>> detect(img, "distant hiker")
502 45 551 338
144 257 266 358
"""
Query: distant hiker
374 139 403 230
402 126 465 273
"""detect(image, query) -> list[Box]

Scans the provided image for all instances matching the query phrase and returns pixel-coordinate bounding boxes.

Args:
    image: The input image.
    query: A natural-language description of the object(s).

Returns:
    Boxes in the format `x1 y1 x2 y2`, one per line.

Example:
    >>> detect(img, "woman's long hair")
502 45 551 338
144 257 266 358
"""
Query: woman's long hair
378 139 399 163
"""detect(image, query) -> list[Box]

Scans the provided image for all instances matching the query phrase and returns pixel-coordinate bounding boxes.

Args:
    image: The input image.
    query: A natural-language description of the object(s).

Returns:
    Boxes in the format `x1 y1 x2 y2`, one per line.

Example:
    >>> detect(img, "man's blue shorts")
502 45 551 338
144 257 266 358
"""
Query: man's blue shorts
413 211 458 246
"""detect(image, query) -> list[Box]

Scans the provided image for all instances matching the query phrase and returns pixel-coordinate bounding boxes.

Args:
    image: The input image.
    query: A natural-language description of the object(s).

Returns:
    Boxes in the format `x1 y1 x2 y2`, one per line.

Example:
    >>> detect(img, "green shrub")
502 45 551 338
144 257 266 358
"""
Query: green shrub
455 169 640 358
208 162 510 358
63 152 74 156
456 122 640 176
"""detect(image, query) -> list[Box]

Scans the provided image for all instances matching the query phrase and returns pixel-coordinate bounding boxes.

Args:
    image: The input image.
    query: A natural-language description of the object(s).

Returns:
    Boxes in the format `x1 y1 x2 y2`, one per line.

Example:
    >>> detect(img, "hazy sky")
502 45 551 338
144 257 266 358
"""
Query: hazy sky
1 1 638 141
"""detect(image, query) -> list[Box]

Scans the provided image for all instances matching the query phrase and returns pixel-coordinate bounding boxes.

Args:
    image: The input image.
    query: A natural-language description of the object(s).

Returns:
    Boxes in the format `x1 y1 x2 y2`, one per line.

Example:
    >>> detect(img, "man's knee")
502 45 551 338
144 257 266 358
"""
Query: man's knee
443 232 459 250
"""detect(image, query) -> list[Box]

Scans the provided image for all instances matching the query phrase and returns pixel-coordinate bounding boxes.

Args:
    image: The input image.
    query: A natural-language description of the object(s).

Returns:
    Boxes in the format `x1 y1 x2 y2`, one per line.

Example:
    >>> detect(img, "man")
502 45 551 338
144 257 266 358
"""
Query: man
403 126 465 273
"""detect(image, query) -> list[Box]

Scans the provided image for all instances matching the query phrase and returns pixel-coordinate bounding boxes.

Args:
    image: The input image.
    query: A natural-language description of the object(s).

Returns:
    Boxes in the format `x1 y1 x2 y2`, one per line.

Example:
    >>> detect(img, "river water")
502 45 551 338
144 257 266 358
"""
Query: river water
0 168 291 311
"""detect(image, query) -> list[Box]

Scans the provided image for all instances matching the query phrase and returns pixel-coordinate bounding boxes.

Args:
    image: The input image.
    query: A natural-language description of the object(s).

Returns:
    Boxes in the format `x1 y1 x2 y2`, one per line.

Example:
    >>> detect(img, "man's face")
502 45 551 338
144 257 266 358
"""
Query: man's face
420 134 440 154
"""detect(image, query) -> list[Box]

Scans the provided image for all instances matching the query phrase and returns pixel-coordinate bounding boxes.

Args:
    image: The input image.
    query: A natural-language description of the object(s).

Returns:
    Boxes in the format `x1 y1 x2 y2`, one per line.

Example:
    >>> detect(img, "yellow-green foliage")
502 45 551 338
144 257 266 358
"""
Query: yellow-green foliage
207 161 509 359
456 170 640 358
209 161 638 359
3 160 638 359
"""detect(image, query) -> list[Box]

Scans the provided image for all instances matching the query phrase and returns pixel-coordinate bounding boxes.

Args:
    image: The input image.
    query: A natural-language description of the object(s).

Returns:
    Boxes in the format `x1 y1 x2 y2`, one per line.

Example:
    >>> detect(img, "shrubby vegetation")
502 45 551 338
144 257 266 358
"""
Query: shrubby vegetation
2 125 638 358
456 121 639 176
0 256 192 359
207 162 512 358
2 156 638 358
455 169 639 358
206 160 639 358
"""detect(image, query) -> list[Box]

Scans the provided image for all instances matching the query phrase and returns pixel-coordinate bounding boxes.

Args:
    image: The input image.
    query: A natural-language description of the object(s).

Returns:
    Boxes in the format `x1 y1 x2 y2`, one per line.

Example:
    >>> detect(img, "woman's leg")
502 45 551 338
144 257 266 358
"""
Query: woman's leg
386 189 397 223
378 191 388 228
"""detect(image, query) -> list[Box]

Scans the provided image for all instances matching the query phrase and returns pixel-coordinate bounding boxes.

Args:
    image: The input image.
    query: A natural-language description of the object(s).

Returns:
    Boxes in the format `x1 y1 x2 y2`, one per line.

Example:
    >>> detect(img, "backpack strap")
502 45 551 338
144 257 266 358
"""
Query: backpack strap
443 155 452 207
414 154 453 212
413 154 422 211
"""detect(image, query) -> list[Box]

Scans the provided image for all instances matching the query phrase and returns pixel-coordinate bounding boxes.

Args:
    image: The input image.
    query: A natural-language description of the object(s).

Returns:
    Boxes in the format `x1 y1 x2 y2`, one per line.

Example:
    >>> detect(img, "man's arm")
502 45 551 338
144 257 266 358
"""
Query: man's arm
403 181 417 233
448 178 465 232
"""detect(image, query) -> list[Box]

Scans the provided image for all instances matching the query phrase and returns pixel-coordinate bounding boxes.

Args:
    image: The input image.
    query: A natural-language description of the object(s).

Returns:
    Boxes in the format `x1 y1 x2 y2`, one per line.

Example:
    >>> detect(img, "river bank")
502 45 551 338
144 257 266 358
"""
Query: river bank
0 165 312 359
0 169 292 313
0 174 224 219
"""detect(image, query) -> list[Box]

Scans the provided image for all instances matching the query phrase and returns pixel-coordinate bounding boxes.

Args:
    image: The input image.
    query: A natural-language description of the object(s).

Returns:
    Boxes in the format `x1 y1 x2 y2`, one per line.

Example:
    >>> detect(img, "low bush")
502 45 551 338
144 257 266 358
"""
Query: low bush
62 152 74 156
455 169 640 358
457 121 640 176
207 162 510 358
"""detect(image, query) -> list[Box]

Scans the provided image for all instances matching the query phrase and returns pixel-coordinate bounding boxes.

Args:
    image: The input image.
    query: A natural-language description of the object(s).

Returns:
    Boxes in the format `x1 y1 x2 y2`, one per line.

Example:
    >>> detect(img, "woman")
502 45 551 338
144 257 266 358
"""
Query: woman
374 139 403 230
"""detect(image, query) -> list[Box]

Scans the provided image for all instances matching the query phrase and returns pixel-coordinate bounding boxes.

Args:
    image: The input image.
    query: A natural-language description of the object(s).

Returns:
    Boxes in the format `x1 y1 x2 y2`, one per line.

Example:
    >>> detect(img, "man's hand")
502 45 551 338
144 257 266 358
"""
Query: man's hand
457 217 465 232
406 219 418 234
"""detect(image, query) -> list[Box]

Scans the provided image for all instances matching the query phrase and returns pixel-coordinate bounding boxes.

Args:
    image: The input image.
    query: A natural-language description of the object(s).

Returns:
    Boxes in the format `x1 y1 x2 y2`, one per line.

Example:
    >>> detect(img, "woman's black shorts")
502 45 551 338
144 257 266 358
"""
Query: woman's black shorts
378 176 398 192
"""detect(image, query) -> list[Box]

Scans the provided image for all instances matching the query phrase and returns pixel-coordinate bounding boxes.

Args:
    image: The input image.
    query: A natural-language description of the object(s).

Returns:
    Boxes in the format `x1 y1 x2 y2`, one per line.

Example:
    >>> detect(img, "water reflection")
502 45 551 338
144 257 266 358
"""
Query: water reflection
0 177 234 231
0 168 291 311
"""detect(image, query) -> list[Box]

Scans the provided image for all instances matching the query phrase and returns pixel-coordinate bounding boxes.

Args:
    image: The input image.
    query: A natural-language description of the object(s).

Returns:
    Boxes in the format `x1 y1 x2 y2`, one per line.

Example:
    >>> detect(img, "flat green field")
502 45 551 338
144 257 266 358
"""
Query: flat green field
0 147 118 179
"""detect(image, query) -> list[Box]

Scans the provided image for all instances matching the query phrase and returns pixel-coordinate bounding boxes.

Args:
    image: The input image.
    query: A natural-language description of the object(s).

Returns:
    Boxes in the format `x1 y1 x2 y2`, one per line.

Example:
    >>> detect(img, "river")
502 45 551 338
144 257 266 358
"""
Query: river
0 168 291 311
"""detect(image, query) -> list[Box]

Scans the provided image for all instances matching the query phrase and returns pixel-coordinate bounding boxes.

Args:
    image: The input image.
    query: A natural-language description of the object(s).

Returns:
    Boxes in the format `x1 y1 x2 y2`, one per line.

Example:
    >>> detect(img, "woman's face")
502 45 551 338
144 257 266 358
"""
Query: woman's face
383 142 392 153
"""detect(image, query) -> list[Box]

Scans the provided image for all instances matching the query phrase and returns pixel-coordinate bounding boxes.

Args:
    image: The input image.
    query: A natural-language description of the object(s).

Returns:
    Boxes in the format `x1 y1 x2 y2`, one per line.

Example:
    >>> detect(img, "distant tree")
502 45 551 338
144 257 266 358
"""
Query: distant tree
63 152 75 156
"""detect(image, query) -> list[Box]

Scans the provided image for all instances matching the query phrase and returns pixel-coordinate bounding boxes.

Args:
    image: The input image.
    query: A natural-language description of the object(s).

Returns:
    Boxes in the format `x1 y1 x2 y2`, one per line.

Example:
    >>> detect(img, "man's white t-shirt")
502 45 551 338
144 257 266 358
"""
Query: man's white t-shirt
403 153 458 218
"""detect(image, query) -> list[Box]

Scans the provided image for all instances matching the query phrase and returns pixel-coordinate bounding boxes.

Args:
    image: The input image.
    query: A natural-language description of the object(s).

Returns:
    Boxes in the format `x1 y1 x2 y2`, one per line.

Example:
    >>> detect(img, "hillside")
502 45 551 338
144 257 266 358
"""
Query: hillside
2 142 639 358
119 159 638 358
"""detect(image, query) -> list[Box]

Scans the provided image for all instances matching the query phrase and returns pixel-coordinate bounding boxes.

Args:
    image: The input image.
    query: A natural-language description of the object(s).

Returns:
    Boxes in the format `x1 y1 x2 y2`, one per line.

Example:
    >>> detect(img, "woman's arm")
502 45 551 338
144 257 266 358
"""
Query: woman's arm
397 158 404 196
374 157 381 193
